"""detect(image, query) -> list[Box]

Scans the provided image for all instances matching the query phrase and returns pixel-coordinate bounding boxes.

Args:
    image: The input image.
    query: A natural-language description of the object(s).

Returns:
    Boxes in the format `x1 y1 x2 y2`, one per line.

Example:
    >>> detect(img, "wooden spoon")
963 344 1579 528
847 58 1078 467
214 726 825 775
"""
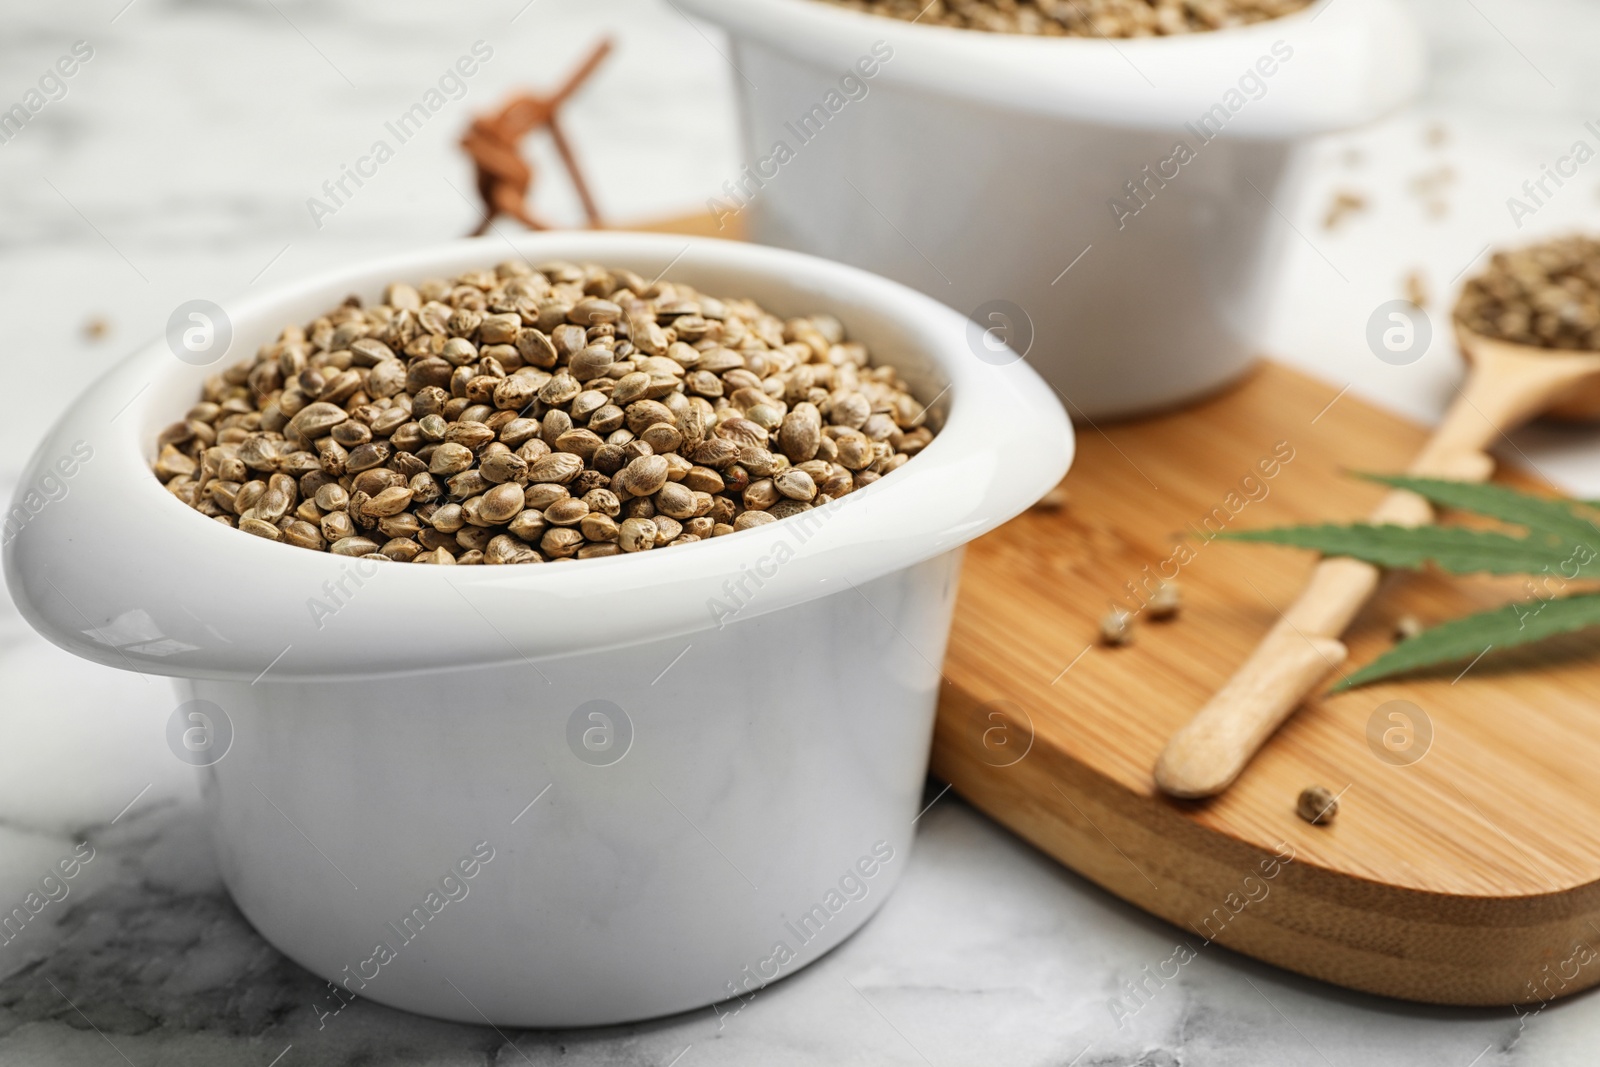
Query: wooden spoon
1154 327 1600 800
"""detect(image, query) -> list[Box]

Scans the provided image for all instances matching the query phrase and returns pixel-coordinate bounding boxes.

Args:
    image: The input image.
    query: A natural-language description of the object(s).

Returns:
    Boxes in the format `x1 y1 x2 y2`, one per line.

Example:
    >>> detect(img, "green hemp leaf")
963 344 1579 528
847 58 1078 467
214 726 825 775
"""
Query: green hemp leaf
1221 475 1600 689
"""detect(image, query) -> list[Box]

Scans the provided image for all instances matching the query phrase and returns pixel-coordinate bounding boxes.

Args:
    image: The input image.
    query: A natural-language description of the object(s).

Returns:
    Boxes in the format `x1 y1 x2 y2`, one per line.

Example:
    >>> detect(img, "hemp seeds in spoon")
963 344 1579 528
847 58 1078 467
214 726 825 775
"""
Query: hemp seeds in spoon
1454 235 1600 350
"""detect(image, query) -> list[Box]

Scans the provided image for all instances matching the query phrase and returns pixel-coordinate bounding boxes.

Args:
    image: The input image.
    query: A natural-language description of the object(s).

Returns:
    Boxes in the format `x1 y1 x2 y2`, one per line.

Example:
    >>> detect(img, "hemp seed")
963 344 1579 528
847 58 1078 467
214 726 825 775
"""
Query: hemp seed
1296 785 1339 826
1147 581 1182 620
1099 607 1134 647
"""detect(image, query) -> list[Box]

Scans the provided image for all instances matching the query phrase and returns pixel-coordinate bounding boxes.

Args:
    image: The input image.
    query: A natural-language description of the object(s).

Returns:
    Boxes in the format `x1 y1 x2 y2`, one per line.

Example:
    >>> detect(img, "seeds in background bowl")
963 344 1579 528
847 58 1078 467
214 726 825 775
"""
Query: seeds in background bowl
816 0 1313 36
152 261 939 565
1454 235 1600 350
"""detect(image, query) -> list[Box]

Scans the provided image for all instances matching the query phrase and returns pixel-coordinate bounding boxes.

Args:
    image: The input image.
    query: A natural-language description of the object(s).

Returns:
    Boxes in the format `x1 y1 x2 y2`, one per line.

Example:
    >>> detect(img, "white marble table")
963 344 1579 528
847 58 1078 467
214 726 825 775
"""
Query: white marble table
4 0 1600 1063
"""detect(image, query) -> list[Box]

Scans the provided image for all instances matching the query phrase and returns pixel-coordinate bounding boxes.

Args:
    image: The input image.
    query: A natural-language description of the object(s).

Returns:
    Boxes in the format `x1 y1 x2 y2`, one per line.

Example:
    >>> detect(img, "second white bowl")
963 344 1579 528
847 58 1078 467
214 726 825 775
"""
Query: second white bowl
682 0 1425 418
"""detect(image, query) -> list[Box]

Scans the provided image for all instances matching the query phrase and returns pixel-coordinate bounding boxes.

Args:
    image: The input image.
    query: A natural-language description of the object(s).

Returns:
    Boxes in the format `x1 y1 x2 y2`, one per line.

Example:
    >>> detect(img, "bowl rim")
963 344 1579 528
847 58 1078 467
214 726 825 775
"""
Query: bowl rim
677 0 1423 136
4 232 1073 682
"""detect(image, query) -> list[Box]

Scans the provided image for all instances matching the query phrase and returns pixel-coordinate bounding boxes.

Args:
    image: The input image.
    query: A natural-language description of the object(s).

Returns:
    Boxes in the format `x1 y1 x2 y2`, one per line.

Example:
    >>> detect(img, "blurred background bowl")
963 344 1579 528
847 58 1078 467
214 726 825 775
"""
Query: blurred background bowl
683 0 1425 418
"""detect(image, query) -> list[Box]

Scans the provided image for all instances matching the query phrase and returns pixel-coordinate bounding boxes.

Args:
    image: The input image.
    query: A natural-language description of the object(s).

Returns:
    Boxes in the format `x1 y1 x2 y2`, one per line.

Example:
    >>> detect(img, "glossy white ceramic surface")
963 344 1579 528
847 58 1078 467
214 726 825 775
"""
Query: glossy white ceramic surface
681 0 1425 418
196 552 958 1027
3 232 1073 1025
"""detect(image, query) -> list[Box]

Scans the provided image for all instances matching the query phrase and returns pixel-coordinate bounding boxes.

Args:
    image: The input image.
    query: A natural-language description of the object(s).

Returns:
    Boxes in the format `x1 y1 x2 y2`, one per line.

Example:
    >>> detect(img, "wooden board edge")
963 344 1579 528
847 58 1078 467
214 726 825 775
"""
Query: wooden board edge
933 686 1600 1007
617 213 746 240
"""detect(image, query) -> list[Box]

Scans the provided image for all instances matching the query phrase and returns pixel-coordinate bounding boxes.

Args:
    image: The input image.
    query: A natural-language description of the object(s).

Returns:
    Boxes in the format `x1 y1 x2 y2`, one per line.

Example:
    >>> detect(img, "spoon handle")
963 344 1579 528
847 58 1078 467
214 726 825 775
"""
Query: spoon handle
1153 375 1515 799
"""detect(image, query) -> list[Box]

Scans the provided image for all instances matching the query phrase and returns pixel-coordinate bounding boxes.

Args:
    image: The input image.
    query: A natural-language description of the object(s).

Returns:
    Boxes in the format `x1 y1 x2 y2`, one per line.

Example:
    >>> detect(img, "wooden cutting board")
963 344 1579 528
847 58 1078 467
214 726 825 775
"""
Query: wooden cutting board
931 361 1600 1006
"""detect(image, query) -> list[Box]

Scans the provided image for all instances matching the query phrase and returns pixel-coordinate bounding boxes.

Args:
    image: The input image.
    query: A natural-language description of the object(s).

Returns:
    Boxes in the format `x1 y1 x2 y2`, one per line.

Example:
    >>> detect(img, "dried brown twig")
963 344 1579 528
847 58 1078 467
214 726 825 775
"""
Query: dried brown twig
460 39 612 236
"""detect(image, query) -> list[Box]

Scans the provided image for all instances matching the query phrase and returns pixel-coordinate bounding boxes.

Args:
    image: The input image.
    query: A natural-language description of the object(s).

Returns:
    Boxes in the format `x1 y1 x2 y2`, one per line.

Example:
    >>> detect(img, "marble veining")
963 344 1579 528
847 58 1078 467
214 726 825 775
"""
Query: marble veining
0 787 1551 1066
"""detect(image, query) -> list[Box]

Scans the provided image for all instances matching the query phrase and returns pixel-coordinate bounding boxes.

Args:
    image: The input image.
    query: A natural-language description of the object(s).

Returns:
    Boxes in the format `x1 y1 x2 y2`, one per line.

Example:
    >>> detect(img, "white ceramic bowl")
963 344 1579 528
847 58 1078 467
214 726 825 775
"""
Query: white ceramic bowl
3 233 1072 1026
680 0 1425 418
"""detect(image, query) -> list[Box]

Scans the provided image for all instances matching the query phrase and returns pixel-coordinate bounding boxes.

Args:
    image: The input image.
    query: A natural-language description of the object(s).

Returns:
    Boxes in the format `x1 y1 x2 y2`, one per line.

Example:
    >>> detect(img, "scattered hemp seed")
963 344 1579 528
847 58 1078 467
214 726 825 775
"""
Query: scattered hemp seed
1147 580 1182 621
1296 785 1339 826
151 261 940 564
1323 190 1368 231
1409 165 1455 221
1409 165 1455 200
1394 614 1424 641
1099 607 1134 647
1404 270 1429 309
